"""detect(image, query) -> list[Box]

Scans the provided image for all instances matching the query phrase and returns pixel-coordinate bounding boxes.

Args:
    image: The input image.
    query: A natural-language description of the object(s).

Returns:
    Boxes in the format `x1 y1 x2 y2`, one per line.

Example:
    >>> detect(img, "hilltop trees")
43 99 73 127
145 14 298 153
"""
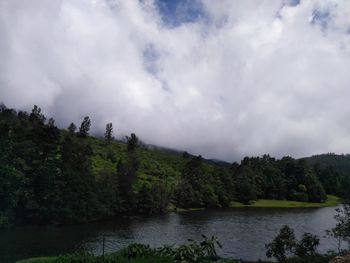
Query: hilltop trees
0 103 338 228
77 116 91 138
127 133 138 151
68 123 77 135
105 122 113 143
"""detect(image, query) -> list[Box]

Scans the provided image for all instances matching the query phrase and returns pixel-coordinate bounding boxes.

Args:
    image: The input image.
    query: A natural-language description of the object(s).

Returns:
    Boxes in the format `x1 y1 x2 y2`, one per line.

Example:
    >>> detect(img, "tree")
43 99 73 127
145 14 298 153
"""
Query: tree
234 166 257 204
294 233 319 257
60 135 98 222
0 102 6 112
127 133 138 151
327 199 350 252
117 159 138 212
29 105 46 124
266 225 296 262
67 123 77 135
77 116 91 138
105 123 113 143
266 226 320 262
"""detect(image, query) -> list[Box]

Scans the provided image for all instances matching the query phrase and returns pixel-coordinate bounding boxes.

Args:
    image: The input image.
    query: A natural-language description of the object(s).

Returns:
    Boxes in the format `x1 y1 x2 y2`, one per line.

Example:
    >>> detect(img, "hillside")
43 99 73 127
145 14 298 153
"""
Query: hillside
0 104 346 228
302 153 350 175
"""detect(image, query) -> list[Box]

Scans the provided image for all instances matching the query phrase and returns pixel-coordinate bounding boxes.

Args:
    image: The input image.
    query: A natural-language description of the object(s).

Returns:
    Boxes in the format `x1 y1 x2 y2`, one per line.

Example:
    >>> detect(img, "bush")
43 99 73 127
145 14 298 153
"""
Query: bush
154 235 222 263
56 251 96 263
294 233 320 257
266 226 321 262
121 243 155 259
266 225 296 262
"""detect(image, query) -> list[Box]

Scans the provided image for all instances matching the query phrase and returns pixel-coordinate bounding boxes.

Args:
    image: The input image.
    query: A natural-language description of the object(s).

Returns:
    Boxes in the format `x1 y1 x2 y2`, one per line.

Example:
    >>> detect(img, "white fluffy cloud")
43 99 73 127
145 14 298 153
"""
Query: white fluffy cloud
1 0 350 161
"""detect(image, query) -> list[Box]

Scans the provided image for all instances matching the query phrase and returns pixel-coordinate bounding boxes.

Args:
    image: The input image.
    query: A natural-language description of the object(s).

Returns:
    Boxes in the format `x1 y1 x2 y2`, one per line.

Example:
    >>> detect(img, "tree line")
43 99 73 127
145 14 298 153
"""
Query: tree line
0 104 348 227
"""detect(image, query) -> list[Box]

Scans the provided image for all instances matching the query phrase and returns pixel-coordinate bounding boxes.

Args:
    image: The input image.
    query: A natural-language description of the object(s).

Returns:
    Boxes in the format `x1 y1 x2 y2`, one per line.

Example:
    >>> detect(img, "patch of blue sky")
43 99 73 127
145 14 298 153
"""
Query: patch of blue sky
311 9 331 31
155 0 207 27
143 44 159 75
142 44 172 93
284 0 300 7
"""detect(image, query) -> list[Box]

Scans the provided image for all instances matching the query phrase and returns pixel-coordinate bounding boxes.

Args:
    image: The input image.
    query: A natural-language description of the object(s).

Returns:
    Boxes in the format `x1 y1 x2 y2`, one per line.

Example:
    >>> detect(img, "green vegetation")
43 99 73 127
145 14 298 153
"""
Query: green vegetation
15 234 331 263
303 154 350 197
0 104 346 228
16 258 58 263
327 198 350 252
265 225 320 262
230 195 340 208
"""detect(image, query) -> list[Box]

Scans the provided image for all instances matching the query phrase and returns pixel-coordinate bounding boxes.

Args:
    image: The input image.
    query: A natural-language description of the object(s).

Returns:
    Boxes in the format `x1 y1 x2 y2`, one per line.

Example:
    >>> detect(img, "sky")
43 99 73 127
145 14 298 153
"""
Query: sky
1 0 350 162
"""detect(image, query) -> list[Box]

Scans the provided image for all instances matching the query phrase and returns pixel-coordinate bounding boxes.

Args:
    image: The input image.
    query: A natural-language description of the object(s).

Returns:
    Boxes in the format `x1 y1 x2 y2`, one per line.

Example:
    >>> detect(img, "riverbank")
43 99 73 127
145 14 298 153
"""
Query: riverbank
230 195 340 208
15 255 331 263
172 195 340 212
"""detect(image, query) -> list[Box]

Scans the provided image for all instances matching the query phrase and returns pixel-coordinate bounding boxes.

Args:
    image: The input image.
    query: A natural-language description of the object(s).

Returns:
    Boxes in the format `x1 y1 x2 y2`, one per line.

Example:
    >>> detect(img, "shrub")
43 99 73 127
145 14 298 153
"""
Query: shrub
294 233 320 257
266 226 321 262
121 243 155 259
154 235 222 263
56 251 96 263
266 225 296 262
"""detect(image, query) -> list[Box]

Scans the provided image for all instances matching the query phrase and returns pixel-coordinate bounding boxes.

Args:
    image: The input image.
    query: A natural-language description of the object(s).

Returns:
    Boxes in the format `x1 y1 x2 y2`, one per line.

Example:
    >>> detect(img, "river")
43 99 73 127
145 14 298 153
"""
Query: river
0 206 340 263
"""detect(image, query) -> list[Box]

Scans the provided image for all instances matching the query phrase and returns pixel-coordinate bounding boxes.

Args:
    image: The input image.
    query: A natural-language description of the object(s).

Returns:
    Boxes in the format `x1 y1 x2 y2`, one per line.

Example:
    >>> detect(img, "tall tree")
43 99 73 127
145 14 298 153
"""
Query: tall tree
77 116 91 138
234 165 257 204
29 105 45 124
127 133 138 151
67 122 77 135
105 123 113 143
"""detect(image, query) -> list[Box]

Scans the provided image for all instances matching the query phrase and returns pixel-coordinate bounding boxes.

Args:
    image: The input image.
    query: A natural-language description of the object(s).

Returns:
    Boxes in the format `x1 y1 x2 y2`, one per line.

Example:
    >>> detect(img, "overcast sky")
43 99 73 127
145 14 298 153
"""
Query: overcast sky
1 0 350 161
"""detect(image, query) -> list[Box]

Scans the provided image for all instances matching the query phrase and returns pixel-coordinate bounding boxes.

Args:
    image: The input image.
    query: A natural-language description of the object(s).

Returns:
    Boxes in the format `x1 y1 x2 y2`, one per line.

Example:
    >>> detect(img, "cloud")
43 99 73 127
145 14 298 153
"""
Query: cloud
1 0 350 161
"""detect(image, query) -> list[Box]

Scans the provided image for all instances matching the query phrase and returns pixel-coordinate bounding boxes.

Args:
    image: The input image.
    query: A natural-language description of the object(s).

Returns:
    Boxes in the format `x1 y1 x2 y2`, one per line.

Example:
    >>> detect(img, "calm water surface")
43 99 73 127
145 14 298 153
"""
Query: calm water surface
0 206 340 262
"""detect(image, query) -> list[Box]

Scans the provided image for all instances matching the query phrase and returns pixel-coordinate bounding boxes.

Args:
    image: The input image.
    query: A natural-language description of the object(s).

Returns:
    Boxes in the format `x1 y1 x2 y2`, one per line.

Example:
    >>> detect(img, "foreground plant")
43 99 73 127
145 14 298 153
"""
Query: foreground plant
266 225 320 262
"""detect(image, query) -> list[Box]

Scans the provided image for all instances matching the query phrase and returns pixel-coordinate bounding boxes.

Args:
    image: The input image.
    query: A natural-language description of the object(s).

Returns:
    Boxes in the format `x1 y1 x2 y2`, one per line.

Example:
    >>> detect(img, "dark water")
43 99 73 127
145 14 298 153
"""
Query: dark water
0 206 340 263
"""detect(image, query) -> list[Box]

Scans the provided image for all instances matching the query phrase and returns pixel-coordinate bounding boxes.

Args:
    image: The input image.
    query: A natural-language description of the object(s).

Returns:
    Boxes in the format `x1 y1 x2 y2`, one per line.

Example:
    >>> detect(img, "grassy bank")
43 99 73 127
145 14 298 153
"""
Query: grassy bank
16 257 170 263
230 195 340 208
14 233 334 263
15 256 330 263
16 258 57 263
173 195 340 212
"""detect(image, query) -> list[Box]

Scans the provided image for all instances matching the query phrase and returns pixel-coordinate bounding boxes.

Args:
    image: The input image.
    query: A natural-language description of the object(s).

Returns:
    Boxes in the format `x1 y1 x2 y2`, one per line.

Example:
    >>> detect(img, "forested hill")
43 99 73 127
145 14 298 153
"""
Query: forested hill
0 104 349 228
302 154 350 175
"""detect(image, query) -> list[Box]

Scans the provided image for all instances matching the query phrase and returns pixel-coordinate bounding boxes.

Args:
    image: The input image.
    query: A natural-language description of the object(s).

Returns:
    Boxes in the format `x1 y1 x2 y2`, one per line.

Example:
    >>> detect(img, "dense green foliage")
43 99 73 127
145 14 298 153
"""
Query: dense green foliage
327 199 350 252
16 237 332 263
120 235 222 263
0 104 341 227
265 226 320 262
303 154 350 197
17 235 224 263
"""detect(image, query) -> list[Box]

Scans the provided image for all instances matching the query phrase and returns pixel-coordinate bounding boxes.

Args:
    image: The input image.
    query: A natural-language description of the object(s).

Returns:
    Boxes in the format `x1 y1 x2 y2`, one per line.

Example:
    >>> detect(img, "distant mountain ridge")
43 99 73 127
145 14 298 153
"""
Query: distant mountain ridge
301 153 350 176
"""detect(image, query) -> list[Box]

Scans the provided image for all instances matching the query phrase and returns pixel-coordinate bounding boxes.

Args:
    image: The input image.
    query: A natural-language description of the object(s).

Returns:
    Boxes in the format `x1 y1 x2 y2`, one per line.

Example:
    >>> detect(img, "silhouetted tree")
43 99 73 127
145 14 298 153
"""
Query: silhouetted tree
105 123 113 143
127 133 138 151
67 123 77 135
77 116 91 138
29 105 46 124
266 225 296 262
294 233 320 257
